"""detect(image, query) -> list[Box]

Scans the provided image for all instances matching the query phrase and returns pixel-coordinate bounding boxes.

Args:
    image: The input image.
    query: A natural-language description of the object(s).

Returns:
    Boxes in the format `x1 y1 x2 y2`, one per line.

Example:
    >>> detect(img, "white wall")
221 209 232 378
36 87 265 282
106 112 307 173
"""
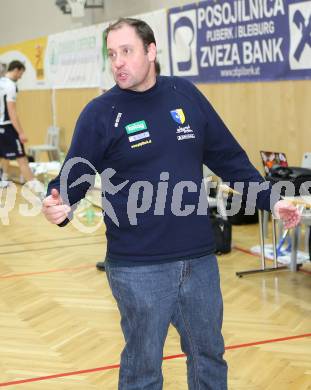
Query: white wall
0 0 192 45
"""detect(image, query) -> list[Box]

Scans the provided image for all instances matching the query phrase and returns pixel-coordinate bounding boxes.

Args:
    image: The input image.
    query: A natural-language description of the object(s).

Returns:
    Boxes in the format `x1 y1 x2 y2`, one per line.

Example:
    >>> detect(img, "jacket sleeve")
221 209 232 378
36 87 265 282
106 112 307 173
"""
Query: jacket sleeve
47 99 110 225
180 79 277 212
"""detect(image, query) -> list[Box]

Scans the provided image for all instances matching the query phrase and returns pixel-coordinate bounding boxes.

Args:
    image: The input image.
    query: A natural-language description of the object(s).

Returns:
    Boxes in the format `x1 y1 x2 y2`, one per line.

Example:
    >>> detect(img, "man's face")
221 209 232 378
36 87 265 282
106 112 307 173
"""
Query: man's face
12 69 24 81
107 24 156 91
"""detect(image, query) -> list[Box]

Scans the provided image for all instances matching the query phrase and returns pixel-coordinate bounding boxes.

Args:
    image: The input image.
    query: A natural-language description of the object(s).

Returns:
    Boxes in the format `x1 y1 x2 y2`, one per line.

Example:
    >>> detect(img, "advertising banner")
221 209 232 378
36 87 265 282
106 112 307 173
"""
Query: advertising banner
45 25 101 89
168 0 311 82
0 37 48 90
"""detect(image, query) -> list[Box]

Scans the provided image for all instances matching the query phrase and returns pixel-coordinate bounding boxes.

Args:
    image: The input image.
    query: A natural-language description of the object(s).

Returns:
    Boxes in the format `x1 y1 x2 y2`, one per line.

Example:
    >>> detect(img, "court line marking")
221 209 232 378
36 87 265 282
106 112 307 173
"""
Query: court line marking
0 264 97 279
1 245 309 279
0 241 105 256
0 333 310 387
0 234 104 248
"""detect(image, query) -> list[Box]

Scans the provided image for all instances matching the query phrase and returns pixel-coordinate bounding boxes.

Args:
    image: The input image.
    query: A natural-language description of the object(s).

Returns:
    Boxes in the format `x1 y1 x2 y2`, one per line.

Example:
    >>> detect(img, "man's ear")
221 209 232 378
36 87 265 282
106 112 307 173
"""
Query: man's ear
147 43 157 62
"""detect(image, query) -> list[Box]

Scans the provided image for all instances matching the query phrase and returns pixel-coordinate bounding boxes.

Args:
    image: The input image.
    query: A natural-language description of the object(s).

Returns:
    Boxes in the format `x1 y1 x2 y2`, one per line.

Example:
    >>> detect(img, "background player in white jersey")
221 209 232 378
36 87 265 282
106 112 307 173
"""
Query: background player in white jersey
0 60 34 185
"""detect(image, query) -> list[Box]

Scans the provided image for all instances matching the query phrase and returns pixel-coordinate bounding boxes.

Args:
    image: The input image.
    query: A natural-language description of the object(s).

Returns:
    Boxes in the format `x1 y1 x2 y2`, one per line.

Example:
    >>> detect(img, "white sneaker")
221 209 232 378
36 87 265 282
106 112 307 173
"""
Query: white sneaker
0 180 10 188
1 172 9 180
24 180 46 200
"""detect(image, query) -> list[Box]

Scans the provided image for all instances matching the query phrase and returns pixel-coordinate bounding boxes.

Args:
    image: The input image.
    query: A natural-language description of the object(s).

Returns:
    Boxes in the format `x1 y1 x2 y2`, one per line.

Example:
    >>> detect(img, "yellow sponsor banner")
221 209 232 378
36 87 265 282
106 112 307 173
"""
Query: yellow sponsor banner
0 36 48 88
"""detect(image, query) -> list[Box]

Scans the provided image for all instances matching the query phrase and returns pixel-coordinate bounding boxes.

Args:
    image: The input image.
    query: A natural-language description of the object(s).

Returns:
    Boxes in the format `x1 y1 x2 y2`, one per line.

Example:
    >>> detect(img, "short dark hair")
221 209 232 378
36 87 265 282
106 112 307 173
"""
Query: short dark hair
155 61 161 75
105 18 156 53
7 60 26 72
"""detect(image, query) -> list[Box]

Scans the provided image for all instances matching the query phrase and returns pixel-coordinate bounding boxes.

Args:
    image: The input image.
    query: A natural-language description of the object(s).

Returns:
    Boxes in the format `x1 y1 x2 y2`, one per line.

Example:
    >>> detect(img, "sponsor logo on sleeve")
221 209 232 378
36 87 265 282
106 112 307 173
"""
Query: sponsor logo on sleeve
114 112 122 128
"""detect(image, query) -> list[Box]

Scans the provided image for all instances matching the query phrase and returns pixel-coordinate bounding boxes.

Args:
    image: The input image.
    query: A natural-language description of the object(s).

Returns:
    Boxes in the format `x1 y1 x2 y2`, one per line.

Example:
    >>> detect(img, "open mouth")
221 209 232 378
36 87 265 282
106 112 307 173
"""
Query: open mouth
117 72 128 81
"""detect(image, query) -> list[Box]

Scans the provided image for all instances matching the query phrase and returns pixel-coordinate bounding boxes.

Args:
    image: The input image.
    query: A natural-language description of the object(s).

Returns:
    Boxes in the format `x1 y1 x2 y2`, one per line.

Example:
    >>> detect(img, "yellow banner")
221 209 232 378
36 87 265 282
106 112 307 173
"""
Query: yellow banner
0 36 47 86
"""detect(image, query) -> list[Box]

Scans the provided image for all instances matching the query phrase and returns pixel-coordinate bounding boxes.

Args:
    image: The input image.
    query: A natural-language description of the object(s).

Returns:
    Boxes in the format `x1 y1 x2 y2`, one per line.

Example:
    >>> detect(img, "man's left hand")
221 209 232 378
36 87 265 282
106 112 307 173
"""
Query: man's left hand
273 200 301 229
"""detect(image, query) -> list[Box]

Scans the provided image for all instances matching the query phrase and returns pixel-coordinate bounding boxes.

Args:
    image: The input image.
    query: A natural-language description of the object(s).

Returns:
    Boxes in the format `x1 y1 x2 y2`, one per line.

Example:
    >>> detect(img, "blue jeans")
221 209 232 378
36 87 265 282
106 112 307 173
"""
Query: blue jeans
105 254 227 390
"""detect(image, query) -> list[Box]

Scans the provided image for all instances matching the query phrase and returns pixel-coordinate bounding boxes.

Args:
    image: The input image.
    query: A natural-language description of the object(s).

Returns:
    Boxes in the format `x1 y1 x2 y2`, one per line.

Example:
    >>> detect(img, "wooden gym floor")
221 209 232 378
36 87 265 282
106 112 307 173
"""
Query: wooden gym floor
0 185 310 389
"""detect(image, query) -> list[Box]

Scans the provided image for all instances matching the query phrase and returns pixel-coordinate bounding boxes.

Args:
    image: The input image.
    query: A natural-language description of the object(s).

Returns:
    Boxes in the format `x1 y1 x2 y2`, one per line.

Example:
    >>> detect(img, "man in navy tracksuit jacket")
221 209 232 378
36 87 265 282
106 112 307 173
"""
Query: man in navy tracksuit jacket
42 18 300 390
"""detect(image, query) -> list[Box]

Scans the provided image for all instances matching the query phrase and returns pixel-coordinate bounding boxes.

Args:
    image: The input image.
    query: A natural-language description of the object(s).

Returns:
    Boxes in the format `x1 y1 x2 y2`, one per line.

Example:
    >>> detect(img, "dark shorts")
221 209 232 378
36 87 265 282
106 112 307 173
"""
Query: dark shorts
0 124 26 159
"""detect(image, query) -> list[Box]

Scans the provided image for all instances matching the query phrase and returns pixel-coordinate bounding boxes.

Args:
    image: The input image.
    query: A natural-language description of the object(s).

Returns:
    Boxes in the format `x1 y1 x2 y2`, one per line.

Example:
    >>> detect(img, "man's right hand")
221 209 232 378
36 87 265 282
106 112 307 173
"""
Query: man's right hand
42 188 71 225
